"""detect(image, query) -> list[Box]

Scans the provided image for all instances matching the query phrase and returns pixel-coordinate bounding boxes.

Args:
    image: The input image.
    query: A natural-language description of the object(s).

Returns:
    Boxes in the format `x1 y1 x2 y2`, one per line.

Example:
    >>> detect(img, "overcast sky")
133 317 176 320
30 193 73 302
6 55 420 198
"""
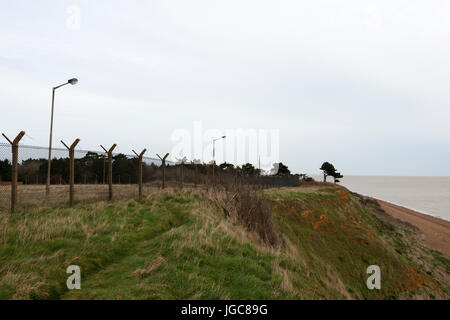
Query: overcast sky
1 0 449 176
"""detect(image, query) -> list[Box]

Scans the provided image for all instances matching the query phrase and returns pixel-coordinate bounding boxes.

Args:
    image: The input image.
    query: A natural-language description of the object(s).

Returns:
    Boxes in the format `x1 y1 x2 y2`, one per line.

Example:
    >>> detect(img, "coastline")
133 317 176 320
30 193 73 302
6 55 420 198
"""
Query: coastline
375 198 450 257
350 189 450 222
335 175 450 222
331 182 450 257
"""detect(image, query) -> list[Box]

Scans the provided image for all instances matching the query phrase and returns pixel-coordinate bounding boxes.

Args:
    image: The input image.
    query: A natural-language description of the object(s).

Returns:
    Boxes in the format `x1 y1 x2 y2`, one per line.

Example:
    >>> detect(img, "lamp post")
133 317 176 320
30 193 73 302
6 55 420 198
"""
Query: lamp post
212 136 226 182
46 78 78 195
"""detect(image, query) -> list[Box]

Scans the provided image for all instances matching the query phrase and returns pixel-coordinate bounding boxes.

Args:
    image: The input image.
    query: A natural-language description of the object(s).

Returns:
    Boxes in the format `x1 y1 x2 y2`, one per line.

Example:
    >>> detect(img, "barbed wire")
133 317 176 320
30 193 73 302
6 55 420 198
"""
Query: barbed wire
0 142 172 164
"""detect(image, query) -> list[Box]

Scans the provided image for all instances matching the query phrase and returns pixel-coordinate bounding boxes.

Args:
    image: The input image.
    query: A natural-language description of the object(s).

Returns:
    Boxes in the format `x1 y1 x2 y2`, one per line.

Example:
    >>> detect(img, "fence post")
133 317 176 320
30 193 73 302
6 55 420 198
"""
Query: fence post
2 131 25 214
61 138 80 207
180 160 185 189
101 144 117 200
194 163 198 187
132 148 147 198
192 160 201 188
157 153 169 189
180 163 183 188
175 157 187 189
210 163 215 186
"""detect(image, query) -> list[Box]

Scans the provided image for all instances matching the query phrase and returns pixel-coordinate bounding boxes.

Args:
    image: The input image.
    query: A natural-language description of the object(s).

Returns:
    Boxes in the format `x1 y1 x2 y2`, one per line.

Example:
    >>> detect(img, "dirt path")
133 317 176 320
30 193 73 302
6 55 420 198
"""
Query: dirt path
378 200 450 257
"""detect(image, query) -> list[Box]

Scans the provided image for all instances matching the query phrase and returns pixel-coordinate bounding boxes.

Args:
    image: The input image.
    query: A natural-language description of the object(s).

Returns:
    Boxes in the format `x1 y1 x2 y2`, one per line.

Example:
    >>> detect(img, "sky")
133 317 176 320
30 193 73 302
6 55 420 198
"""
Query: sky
1 0 449 176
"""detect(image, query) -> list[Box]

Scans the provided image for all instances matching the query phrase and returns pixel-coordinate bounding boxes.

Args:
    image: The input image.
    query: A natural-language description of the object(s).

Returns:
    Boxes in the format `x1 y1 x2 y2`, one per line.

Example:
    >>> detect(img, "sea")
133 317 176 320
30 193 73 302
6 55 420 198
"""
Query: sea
314 175 450 222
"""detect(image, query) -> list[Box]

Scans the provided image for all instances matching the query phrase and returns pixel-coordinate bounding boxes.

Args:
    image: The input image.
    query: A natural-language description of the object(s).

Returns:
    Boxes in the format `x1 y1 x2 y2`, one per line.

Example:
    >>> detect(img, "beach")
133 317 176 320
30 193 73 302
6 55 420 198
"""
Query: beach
338 175 450 221
377 199 450 256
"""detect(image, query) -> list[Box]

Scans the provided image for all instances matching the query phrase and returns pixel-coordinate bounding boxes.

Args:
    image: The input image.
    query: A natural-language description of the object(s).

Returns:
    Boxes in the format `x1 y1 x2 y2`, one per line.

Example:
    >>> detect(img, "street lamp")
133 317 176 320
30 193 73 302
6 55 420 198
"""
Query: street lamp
212 136 226 181
212 136 226 164
46 78 78 195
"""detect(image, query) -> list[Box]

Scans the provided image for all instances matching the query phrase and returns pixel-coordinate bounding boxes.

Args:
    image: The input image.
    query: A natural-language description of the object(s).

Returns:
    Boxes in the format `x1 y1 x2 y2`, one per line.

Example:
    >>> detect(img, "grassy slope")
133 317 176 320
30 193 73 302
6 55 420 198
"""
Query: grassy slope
266 187 449 299
0 187 448 299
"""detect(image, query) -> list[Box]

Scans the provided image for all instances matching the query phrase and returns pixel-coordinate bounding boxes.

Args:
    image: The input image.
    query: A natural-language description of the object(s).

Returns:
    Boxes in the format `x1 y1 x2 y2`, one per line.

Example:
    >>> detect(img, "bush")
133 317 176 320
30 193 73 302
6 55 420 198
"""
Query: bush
208 178 278 247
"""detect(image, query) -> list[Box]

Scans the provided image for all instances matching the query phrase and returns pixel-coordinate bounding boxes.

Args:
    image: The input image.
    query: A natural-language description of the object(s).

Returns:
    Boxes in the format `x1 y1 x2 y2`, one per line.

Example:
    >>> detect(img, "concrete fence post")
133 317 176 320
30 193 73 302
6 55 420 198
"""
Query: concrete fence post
192 160 202 188
132 148 147 198
101 144 117 200
175 157 187 189
180 163 183 188
194 163 198 187
61 138 80 207
157 153 169 189
2 131 25 214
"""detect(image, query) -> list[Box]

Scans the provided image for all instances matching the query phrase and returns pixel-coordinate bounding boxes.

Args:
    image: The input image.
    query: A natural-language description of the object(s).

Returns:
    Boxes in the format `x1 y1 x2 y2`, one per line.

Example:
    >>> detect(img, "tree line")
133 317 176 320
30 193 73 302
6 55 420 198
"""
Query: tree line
0 151 294 184
1 151 344 185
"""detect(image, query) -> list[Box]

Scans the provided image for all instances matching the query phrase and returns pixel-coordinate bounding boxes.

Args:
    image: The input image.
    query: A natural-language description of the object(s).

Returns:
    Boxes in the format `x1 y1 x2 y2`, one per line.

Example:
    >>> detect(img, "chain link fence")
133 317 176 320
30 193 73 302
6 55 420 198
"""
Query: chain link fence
0 142 299 213
0 143 12 212
0 142 168 211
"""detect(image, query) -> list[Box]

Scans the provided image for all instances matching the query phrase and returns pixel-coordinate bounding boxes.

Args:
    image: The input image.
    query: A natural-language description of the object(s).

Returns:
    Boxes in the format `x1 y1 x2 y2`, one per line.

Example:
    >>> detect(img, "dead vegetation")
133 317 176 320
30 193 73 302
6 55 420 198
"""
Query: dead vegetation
205 179 279 247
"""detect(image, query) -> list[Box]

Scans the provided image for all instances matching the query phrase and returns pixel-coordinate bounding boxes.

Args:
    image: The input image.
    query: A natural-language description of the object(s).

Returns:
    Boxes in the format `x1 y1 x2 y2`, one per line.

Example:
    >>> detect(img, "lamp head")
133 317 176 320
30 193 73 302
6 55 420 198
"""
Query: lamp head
68 78 78 85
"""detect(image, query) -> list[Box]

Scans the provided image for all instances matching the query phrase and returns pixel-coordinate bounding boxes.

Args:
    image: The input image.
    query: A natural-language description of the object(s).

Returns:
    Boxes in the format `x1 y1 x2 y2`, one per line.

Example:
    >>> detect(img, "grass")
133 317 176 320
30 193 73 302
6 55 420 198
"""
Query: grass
0 183 173 212
0 186 448 299
0 190 285 299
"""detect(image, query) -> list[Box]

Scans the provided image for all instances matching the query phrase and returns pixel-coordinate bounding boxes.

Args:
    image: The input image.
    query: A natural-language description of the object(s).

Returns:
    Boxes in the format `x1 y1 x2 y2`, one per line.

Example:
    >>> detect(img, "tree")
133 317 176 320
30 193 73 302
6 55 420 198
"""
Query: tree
0 159 12 181
333 172 344 183
333 172 343 184
19 159 42 183
77 152 106 184
113 153 138 184
241 163 260 176
320 162 336 182
276 162 291 176
219 162 234 172
320 162 344 183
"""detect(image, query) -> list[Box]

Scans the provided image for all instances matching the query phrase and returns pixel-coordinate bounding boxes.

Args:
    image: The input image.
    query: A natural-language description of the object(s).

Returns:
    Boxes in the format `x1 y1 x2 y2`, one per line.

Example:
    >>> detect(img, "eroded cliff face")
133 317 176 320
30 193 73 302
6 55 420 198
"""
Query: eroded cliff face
0 186 448 299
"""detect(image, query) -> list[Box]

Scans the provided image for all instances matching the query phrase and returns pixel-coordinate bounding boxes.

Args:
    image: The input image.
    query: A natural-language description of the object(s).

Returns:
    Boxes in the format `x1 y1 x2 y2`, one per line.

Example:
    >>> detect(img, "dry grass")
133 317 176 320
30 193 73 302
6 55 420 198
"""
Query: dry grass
1 184 448 300
205 182 279 247
127 256 166 279
0 184 165 212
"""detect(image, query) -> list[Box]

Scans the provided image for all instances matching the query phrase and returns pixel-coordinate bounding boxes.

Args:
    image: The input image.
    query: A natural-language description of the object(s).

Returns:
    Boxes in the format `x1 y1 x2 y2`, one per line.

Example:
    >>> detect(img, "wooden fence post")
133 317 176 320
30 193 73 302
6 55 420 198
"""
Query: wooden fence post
2 131 25 214
101 144 117 200
157 153 169 189
132 148 147 198
61 138 80 207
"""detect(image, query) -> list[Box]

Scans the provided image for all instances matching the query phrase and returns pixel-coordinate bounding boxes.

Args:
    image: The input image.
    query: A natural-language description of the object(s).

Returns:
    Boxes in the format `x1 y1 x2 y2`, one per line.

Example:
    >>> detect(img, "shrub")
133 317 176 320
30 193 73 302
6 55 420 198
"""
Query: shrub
208 178 278 246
